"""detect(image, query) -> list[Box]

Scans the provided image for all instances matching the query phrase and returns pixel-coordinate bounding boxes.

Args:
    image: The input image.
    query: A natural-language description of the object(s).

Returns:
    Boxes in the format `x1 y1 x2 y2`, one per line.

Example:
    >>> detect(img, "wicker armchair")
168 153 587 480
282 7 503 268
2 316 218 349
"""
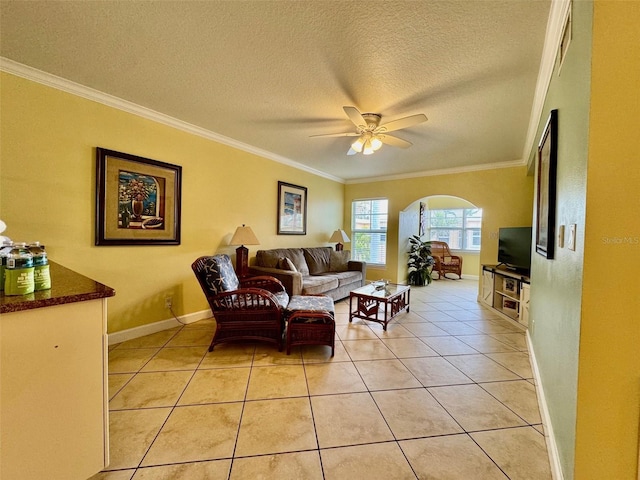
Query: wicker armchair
191 254 289 351
429 241 463 279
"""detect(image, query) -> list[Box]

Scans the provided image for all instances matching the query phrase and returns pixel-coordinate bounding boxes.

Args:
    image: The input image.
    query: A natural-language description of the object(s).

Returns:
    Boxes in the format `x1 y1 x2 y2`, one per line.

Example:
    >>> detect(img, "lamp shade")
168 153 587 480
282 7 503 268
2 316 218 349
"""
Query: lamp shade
329 229 350 243
230 225 260 246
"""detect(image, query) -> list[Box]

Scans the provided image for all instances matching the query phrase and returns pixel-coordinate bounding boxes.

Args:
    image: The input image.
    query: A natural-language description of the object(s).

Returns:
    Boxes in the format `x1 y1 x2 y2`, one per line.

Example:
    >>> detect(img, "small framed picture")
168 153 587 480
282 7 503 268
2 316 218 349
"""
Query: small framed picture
503 298 518 314
503 277 517 294
277 181 307 235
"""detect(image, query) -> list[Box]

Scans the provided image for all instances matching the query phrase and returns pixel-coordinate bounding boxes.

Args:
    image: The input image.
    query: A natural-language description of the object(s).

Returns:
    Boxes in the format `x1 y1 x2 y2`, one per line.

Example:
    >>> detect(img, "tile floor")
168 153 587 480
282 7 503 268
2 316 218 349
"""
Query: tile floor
92 278 552 480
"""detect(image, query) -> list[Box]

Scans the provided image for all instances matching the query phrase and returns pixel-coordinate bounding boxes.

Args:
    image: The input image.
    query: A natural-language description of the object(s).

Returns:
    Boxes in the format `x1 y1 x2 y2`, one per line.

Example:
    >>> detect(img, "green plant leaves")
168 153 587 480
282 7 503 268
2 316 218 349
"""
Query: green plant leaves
407 236 434 286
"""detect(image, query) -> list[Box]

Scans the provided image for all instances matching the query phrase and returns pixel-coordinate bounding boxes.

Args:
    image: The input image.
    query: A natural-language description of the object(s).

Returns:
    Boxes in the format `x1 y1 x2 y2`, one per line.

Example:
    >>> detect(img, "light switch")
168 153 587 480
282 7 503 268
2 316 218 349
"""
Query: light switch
558 225 565 248
568 224 577 251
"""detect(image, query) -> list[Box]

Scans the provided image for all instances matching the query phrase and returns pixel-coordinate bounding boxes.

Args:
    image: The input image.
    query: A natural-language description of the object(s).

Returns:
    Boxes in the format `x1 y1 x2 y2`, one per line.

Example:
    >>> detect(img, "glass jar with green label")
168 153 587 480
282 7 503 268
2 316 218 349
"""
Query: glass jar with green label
0 241 14 292
5 243 35 295
29 242 51 291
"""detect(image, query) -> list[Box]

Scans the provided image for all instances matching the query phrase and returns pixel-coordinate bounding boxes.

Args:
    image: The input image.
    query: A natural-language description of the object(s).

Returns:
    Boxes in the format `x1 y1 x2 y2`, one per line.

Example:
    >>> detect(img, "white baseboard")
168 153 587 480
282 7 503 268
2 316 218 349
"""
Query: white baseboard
108 308 212 345
527 331 565 480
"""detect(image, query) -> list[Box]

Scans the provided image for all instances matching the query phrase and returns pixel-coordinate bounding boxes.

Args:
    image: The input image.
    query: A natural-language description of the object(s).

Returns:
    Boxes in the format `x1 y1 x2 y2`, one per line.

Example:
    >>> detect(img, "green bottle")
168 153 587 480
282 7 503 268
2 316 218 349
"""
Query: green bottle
5 243 34 295
29 242 51 291
120 206 131 228
0 241 14 292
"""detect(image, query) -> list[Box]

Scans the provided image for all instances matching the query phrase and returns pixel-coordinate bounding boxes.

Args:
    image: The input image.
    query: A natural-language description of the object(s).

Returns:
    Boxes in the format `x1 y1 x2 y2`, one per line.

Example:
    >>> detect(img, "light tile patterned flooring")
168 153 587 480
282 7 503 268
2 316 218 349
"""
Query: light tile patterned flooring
92 278 552 480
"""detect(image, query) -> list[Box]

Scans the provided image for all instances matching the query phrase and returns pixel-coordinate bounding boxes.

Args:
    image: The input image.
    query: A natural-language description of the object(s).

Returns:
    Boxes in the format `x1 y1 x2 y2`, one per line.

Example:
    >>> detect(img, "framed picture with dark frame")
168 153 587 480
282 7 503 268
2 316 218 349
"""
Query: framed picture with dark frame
95 147 182 245
535 109 558 259
277 181 307 235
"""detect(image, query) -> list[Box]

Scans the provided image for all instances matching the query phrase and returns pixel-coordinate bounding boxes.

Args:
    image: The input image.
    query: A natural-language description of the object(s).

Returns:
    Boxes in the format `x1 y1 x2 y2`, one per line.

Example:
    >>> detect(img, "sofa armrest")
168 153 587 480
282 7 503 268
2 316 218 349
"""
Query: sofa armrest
347 260 367 286
248 266 303 296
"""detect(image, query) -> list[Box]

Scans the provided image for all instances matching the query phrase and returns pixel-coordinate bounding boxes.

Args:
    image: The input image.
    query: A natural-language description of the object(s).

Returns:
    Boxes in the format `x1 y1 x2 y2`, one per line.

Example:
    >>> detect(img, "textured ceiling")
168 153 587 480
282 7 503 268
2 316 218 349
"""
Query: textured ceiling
0 0 550 182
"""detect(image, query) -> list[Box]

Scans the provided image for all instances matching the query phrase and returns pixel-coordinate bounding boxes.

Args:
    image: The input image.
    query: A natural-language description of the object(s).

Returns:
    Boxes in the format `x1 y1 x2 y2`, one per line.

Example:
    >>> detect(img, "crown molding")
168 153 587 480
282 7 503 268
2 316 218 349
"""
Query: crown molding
345 158 526 185
523 0 572 171
1 52 549 186
0 57 344 184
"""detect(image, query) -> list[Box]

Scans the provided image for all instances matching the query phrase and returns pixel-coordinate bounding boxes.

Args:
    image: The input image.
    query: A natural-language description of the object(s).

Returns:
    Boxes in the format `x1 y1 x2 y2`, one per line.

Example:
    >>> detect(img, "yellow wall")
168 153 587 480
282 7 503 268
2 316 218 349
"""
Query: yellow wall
344 167 534 285
0 73 344 333
575 1 640 477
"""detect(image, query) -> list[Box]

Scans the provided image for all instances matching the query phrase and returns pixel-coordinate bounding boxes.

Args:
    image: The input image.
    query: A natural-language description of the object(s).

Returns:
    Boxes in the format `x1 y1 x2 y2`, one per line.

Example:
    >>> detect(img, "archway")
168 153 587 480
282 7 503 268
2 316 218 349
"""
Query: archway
397 195 482 284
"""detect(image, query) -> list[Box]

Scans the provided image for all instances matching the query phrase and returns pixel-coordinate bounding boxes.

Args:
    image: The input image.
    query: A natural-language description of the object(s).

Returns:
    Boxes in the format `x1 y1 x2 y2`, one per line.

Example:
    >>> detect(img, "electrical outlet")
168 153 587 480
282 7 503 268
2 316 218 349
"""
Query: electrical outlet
164 297 173 309
568 224 577 251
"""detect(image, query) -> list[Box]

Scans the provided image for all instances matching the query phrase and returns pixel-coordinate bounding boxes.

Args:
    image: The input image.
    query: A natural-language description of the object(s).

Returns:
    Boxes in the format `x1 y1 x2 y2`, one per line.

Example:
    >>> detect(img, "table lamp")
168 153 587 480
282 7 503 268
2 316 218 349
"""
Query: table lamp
230 224 260 277
329 229 350 251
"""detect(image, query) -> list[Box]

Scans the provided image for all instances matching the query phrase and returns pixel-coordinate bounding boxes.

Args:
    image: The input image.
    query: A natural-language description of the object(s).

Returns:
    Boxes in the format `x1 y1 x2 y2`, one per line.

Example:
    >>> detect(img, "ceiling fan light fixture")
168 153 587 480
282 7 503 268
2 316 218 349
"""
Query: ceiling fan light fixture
362 139 375 155
312 106 427 157
351 137 364 152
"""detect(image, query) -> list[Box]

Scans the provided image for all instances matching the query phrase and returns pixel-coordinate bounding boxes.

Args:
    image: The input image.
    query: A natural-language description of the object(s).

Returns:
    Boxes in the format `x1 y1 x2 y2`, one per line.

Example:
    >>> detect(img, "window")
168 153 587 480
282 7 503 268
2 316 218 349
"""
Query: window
351 199 388 265
426 208 482 251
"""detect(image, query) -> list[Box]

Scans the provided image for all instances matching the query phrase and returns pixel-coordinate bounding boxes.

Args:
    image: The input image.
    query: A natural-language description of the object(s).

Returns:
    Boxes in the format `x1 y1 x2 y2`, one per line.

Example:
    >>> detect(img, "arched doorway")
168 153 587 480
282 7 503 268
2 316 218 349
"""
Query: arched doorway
397 195 482 284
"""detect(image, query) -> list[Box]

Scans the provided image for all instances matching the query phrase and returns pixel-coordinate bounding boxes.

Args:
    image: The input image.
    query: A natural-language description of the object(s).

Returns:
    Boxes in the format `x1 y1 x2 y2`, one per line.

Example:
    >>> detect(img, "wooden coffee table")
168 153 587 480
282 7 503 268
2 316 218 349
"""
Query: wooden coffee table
349 282 410 330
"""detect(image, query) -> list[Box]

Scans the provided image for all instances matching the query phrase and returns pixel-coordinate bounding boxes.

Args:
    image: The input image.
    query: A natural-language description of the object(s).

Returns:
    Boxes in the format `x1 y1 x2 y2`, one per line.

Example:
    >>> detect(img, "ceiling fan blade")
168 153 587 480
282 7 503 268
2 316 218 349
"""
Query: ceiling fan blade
343 106 368 129
347 147 358 156
379 134 412 148
310 132 360 138
377 113 427 133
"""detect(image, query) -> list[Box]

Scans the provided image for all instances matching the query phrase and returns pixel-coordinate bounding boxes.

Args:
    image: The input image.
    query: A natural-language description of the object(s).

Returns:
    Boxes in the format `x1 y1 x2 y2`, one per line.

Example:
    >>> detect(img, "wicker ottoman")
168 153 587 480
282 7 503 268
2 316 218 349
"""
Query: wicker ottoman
285 295 335 356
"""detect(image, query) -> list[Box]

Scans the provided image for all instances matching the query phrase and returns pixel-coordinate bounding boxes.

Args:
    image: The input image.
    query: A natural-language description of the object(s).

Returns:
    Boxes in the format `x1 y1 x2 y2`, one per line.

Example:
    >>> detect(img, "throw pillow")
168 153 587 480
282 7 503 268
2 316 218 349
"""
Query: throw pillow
278 257 297 272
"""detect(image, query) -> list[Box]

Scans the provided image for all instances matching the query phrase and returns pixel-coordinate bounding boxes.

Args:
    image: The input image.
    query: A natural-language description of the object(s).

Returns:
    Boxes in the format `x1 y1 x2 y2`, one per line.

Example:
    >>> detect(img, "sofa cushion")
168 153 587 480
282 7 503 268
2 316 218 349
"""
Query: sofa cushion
255 249 285 268
278 257 297 272
329 250 351 272
256 248 309 275
286 249 309 275
303 247 332 275
301 275 339 295
318 270 362 287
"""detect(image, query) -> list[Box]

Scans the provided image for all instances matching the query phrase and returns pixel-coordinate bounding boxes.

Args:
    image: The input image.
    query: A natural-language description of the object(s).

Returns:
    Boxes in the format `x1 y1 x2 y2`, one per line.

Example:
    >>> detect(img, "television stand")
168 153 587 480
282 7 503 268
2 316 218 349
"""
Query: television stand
496 262 529 274
480 265 530 328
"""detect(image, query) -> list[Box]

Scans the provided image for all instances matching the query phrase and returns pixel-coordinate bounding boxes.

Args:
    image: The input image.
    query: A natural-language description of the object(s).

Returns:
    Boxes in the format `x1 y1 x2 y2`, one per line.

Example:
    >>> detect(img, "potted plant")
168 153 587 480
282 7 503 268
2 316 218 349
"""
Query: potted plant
407 235 435 286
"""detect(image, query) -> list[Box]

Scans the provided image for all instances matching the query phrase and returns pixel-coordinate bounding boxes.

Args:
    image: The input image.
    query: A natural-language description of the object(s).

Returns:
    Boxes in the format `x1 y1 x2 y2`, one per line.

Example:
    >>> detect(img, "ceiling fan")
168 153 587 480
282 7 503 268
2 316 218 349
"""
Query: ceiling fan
311 106 427 155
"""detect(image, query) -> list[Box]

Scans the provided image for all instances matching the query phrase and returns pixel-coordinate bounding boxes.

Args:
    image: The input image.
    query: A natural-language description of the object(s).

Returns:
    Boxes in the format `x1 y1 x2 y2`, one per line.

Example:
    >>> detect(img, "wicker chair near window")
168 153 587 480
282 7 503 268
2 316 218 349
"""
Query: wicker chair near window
429 241 463 279
191 254 289 351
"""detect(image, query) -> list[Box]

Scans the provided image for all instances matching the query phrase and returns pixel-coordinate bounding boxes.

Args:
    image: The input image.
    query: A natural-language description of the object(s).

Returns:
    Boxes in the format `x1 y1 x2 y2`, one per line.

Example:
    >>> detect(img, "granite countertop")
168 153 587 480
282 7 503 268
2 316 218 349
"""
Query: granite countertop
0 261 115 314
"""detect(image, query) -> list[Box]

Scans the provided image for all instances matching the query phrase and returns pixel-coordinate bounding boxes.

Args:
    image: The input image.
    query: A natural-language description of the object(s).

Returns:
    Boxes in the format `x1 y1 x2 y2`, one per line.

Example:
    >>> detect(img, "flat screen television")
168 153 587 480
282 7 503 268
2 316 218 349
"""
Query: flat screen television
498 227 532 273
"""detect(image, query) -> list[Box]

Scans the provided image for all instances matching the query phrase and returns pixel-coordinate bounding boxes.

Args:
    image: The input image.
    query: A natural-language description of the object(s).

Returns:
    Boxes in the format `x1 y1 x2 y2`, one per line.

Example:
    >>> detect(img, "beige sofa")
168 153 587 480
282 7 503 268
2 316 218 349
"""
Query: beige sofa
248 247 366 301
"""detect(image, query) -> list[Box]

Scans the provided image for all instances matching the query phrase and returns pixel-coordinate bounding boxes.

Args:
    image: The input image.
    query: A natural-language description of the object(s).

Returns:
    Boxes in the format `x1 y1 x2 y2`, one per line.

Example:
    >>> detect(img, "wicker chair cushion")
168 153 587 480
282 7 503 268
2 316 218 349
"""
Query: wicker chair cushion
274 291 290 308
199 254 239 295
286 295 335 324
286 295 335 313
